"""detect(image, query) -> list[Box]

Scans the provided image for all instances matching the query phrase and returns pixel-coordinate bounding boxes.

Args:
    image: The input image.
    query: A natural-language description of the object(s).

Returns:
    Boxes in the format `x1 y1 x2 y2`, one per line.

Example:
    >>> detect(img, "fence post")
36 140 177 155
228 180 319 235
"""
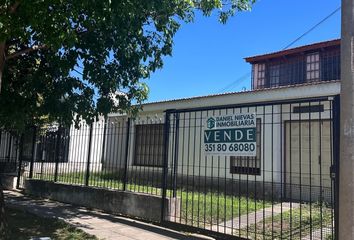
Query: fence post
54 126 62 182
85 123 93 186
172 113 180 198
16 134 24 189
161 110 171 222
29 126 37 178
100 118 108 164
333 95 340 240
123 118 131 191
6 134 12 162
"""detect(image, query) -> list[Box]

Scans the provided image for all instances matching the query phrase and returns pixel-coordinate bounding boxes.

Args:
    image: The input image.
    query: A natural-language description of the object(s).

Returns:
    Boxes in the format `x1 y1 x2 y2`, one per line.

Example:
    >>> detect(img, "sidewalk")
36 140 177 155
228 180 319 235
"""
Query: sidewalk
4 190 213 240
211 202 300 234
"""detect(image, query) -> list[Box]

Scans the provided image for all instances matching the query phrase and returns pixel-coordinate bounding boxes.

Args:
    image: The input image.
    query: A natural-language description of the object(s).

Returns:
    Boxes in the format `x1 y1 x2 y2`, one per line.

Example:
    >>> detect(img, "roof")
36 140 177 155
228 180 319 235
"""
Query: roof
244 39 340 63
142 80 340 106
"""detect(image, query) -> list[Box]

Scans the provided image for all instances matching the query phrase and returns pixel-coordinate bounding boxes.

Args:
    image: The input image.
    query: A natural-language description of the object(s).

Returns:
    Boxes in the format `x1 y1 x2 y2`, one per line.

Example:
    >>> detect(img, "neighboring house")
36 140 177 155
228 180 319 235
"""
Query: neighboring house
104 39 341 202
26 120 105 178
0 120 105 182
0 131 18 173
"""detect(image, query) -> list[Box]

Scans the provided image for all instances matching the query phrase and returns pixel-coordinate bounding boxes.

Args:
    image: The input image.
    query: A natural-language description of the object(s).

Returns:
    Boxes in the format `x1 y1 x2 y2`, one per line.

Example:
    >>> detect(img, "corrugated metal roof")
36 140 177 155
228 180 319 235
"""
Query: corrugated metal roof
142 80 340 106
244 39 340 63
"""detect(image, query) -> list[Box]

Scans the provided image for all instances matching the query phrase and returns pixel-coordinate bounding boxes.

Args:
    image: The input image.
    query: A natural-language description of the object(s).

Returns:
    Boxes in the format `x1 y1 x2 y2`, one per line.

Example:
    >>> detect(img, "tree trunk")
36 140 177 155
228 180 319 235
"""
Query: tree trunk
0 41 5 93
0 178 7 238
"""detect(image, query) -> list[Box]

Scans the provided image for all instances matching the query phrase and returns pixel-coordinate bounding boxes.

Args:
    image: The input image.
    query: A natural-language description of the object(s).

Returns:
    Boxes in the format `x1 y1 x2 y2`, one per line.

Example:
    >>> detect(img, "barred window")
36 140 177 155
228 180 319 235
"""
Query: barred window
134 124 164 167
22 128 35 162
306 52 320 82
230 118 261 175
35 128 70 163
269 64 281 87
321 49 340 81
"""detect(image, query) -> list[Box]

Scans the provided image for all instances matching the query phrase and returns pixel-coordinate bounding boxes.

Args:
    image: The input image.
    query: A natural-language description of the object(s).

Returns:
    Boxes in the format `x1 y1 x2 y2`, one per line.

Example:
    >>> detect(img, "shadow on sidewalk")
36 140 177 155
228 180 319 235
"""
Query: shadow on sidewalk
4 190 211 240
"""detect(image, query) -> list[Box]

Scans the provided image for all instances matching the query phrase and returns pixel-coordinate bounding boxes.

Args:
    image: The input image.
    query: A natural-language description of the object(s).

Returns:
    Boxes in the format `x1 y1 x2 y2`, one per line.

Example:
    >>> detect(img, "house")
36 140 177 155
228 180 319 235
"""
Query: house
1 39 340 202
103 39 340 202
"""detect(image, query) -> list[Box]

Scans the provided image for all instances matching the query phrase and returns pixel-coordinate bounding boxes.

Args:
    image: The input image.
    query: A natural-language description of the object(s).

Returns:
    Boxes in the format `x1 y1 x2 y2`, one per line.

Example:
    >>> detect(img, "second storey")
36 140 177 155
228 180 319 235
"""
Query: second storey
245 39 340 90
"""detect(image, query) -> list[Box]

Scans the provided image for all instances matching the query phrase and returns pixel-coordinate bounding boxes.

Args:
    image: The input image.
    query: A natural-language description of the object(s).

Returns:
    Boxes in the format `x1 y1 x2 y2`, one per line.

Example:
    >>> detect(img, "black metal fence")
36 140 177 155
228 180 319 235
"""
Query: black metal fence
1 95 339 240
162 96 339 240
0 131 19 177
17 118 167 196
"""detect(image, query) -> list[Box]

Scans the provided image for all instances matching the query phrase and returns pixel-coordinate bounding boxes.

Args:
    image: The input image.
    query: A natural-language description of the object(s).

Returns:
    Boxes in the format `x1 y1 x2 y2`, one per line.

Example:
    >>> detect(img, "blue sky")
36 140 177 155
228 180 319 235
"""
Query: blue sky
145 0 341 103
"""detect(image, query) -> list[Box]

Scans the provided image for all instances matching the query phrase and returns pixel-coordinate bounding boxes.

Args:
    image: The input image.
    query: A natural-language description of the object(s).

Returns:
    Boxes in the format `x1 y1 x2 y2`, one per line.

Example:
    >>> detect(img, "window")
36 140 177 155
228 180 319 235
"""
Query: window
306 53 320 82
35 128 70 162
230 119 261 175
134 124 164 167
22 128 36 162
286 57 306 85
253 64 266 89
321 50 340 81
269 64 281 87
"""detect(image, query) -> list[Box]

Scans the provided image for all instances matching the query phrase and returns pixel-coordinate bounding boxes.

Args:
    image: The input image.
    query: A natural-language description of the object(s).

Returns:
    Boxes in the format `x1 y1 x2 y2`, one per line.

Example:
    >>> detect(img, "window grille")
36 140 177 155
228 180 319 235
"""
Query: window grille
230 118 261 175
269 64 281 87
134 124 164 167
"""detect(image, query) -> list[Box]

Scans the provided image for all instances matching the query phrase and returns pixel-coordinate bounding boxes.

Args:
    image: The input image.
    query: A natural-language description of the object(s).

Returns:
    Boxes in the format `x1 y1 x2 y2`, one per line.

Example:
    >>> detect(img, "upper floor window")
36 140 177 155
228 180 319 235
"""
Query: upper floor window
306 53 320 82
321 49 340 81
251 48 340 90
269 64 281 87
253 63 266 88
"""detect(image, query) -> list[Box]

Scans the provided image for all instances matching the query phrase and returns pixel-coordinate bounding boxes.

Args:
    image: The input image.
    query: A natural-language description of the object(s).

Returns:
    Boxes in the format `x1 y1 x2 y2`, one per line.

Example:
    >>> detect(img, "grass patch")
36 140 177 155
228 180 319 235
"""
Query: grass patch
34 172 272 226
32 172 334 239
235 203 333 240
54 171 162 194
5 207 98 240
178 191 270 227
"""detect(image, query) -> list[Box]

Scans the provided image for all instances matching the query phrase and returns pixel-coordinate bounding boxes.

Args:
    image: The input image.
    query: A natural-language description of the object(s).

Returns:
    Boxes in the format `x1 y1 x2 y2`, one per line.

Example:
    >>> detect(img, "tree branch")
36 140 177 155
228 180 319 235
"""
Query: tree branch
5 39 20 47
5 44 47 60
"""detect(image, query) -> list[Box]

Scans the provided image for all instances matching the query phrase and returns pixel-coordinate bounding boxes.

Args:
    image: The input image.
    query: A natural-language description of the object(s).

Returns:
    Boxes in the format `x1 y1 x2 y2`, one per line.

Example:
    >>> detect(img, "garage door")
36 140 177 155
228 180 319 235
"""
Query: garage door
285 120 332 202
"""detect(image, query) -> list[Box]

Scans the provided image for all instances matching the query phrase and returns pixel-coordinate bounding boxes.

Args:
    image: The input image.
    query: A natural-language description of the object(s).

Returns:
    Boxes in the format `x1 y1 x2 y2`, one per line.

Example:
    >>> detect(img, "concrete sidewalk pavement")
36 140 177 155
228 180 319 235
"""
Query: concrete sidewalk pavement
4 190 213 240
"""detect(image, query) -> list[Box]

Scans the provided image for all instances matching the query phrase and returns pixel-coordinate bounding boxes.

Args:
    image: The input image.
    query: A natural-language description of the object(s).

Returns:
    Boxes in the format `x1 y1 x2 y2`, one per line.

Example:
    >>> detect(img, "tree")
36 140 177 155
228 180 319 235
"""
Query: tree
0 0 255 237
0 0 255 130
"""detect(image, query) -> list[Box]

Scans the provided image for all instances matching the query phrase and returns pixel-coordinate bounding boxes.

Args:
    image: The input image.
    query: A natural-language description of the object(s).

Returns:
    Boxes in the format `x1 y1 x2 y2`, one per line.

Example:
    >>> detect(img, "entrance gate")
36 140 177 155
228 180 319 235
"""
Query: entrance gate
161 96 339 240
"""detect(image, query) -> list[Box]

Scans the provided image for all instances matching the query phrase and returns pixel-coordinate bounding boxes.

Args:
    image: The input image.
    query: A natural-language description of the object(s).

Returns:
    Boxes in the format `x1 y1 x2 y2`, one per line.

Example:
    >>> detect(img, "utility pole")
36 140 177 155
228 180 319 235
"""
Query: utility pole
339 0 354 239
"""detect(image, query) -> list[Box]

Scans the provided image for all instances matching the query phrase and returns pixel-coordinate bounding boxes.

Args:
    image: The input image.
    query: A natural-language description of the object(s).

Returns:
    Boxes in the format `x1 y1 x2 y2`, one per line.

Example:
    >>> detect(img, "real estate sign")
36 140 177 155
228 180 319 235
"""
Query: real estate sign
204 113 257 156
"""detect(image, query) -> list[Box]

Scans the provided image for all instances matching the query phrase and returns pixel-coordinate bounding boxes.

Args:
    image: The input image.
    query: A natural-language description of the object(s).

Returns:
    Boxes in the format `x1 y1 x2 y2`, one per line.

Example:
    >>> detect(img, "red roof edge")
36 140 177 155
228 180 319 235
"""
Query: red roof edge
244 39 340 63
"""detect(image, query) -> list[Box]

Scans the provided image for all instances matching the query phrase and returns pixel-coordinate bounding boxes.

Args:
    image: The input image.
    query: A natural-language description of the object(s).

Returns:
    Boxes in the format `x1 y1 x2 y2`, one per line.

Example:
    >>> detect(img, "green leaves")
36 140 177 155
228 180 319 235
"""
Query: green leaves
0 0 254 131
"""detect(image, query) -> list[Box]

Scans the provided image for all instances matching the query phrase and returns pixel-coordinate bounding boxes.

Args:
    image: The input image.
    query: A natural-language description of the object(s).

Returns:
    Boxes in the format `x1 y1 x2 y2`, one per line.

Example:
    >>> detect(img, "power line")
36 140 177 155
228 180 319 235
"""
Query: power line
216 6 341 93
216 72 251 93
73 68 83 76
283 6 341 50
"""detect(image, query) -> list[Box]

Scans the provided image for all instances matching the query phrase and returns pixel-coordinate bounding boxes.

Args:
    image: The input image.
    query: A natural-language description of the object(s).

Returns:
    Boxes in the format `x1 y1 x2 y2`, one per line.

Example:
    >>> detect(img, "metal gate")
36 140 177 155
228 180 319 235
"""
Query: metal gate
161 96 339 240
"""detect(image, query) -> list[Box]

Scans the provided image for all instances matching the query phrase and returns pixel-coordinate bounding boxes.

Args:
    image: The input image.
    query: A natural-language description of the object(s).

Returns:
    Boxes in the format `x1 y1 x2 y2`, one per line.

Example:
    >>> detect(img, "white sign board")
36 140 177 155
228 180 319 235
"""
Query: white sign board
203 113 257 156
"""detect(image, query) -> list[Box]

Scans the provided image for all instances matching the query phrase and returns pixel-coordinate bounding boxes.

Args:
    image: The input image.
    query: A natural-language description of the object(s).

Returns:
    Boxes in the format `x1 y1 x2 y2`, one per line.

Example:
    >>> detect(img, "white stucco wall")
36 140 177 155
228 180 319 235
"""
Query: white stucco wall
103 81 339 186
